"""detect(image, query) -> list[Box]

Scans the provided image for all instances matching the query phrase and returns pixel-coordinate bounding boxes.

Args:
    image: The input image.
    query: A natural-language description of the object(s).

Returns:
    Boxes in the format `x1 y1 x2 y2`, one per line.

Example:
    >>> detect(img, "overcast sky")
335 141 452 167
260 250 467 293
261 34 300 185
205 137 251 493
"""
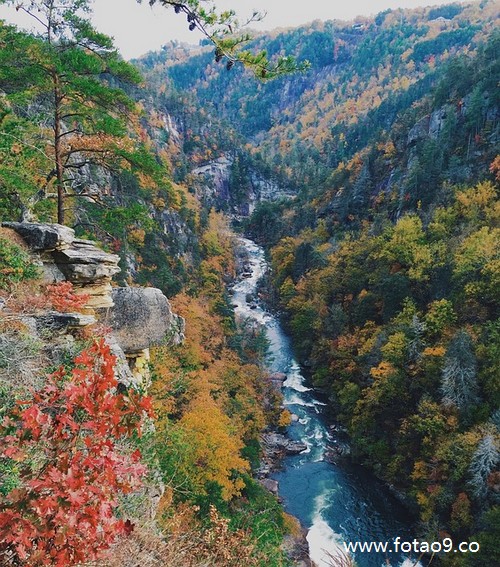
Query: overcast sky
0 0 464 59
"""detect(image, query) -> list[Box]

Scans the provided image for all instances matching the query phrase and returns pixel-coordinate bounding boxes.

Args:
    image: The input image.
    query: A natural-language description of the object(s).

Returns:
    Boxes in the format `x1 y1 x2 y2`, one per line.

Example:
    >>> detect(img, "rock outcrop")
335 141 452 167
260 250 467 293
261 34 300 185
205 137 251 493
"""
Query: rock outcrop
191 154 294 216
109 287 185 353
108 287 185 386
2 222 120 310
262 432 308 456
2 222 184 387
2 222 74 251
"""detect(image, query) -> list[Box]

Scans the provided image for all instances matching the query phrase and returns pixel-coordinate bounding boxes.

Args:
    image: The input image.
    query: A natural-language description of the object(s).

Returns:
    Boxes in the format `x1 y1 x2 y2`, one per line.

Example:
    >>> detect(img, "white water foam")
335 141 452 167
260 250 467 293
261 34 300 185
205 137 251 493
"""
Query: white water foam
398 559 423 567
283 362 311 392
307 493 347 567
285 393 317 407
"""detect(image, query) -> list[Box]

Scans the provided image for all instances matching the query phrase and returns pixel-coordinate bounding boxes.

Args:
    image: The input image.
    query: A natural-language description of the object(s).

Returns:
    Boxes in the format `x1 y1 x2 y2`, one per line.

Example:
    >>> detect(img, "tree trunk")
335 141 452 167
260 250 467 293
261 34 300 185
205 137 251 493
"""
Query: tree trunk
53 74 65 225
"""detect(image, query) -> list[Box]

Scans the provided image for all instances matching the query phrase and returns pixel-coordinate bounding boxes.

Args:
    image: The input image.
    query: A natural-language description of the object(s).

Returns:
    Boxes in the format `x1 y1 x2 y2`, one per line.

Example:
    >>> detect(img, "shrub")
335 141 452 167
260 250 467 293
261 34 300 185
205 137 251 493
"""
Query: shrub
0 339 153 566
46 281 89 313
0 236 38 290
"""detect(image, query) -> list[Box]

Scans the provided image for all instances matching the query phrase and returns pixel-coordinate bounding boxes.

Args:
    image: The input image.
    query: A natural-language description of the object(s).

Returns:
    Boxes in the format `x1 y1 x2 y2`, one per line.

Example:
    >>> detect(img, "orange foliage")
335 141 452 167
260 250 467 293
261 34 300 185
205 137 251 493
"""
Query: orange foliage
46 281 89 313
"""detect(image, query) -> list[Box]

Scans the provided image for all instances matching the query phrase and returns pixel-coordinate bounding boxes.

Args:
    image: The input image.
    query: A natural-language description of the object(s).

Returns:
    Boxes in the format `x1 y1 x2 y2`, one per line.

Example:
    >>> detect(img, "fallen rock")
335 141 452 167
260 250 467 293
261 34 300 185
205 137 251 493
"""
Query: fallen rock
260 478 279 495
109 287 185 353
256 465 271 479
262 432 307 455
270 372 287 383
285 440 308 454
2 222 74 251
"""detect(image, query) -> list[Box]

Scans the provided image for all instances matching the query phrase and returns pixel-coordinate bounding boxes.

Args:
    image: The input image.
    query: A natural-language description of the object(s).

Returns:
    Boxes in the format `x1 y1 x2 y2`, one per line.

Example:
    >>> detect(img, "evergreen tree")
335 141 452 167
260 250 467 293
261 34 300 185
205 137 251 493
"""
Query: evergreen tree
350 161 371 214
146 1 308 78
469 433 499 499
441 329 479 410
0 0 142 223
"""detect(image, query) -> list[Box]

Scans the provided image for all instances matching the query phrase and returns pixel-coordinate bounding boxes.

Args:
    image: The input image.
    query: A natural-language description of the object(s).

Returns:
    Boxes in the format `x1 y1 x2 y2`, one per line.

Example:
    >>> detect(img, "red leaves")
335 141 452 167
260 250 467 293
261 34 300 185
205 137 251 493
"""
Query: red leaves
46 281 89 313
0 339 153 566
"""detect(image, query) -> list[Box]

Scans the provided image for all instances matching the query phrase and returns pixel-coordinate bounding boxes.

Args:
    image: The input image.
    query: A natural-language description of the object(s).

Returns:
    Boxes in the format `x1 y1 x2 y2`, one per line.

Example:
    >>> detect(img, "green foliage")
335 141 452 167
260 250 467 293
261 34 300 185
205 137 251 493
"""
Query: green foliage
228 476 289 566
411 28 478 63
428 4 464 20
0 3 142 223
147 0 308 79
266 173 499 556
0 237 38 288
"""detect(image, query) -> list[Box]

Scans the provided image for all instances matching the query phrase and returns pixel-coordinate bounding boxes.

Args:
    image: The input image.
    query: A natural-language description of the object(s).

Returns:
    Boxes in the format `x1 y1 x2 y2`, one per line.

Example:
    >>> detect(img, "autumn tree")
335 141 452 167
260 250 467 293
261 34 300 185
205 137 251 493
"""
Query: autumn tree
0 0 142 223
0 339 152 566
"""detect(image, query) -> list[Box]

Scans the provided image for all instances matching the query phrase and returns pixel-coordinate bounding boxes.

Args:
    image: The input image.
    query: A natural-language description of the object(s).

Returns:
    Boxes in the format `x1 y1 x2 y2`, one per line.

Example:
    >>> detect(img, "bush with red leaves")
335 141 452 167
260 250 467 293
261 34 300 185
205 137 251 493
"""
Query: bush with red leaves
0 339 153 566
46 281 89 313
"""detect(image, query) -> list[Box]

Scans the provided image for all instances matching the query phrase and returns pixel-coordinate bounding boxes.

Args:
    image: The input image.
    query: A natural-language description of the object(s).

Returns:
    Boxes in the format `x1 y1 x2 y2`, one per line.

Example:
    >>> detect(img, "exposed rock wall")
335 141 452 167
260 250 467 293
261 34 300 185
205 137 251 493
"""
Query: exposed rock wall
3 222 120 310
191 154 294 215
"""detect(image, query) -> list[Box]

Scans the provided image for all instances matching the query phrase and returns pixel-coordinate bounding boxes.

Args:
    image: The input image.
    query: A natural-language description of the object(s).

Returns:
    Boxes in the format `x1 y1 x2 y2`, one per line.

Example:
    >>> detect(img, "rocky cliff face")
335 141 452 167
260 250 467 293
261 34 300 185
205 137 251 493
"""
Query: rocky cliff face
1 222 184 387
191 154 294 216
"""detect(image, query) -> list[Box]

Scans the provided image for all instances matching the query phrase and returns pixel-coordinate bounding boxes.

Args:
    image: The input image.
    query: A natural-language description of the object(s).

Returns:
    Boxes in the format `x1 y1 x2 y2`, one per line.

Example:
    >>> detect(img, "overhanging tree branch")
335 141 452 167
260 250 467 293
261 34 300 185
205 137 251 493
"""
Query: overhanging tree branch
145 0 310 78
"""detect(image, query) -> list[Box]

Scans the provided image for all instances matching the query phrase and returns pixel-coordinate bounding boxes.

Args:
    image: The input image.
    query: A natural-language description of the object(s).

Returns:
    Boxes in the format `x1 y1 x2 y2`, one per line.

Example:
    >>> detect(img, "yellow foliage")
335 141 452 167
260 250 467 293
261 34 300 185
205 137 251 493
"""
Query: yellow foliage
278 409 292 428
180 393 249 500
423 346 446 357
128 228 146 248
411 460 428 482
381 332 408 365
456 181 497 216
370 361 396 379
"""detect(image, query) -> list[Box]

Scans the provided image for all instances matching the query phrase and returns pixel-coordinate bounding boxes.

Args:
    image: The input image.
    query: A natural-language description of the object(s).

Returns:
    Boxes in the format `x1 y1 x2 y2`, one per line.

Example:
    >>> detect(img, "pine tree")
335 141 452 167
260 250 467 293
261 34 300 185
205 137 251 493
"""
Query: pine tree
441 329 479 410
146 1 308 78
350 162 371 214
0 0 142 223
469 433 499 499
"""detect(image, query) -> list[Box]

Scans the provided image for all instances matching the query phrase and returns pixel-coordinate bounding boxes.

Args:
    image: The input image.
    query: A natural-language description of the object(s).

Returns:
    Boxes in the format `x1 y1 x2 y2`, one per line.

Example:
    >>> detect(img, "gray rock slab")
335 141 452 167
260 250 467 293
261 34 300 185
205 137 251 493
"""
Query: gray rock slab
2 222 75 251
52 244 120 282
35 312 96 330
260 478 279 495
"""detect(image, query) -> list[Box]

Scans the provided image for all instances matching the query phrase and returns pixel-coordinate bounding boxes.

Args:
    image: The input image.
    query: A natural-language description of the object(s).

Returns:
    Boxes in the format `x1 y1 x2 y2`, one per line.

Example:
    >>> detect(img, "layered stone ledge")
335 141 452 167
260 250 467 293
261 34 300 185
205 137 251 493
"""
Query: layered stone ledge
2 222 184 386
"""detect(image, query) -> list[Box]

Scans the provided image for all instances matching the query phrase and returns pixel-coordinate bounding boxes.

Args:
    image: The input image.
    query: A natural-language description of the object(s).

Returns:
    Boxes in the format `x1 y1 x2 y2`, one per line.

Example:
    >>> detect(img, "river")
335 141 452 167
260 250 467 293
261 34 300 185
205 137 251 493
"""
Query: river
231 238 421 567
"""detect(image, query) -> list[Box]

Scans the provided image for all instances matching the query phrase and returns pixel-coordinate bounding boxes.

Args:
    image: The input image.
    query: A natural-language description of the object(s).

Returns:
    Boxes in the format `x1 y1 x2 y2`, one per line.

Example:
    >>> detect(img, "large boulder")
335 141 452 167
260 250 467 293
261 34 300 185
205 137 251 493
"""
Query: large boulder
262 432 308 455
260 478 279 495
2 222 74 251
109 287 185 353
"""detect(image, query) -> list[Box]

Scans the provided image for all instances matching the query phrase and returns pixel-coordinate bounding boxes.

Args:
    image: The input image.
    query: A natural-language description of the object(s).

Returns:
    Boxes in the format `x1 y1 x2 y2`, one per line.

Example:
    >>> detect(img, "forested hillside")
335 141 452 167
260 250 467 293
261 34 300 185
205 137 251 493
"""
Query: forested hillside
0 2 298 565
136 2 500 565
0 0 499 565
